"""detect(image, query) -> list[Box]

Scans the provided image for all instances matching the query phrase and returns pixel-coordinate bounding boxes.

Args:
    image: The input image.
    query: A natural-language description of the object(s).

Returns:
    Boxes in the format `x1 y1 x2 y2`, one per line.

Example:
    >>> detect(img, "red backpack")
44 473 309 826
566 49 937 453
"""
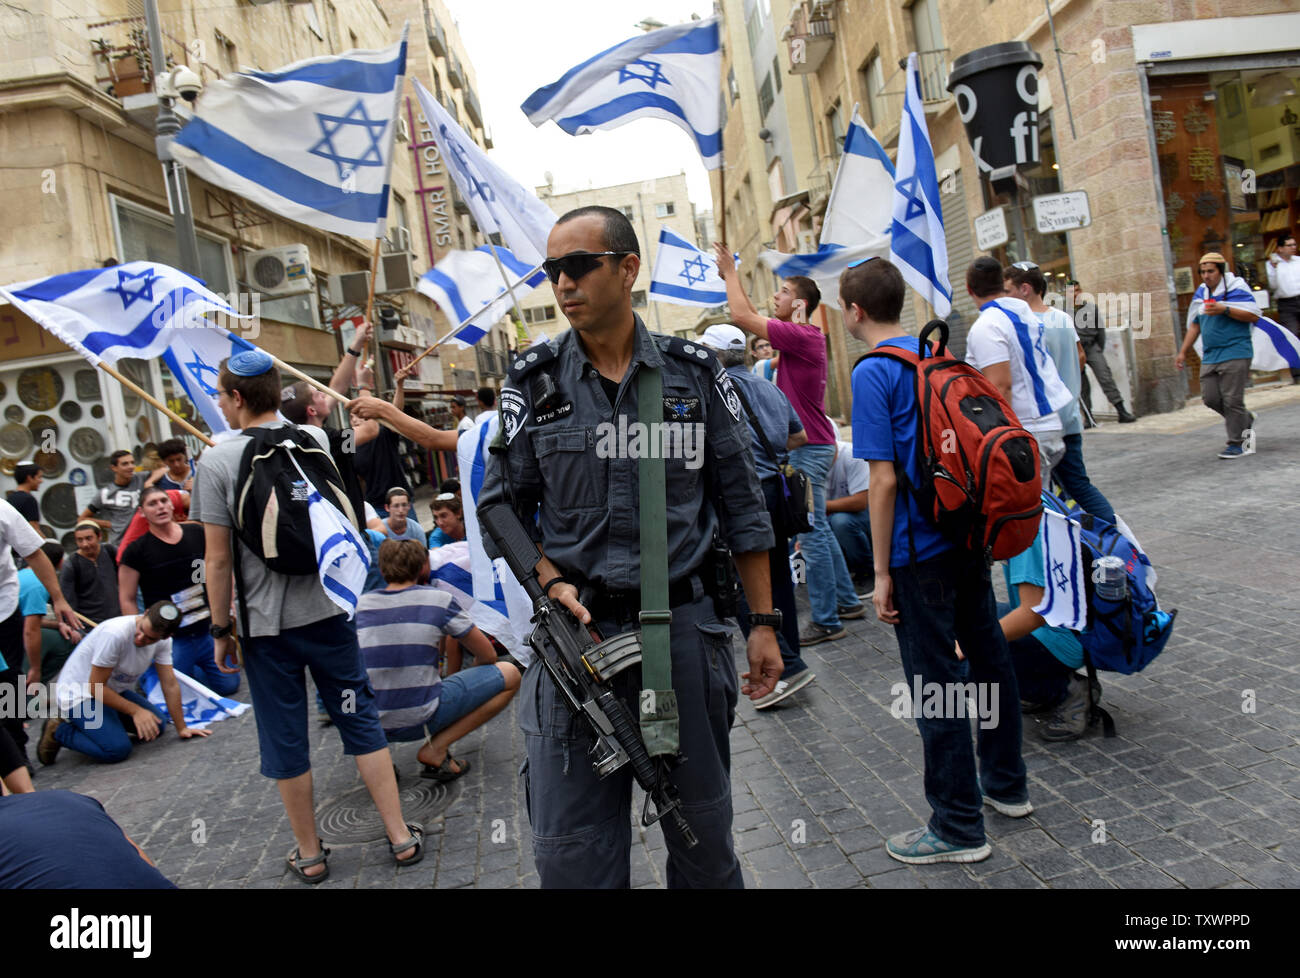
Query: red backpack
862 319 1042 561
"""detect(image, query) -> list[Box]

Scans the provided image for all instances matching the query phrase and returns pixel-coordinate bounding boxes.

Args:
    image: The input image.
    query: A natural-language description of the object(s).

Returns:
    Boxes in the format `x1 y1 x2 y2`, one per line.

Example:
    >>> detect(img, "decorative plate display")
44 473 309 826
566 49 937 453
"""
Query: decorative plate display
27 414 57 446
0 422 33 457
34 448 66 478
59 402 82 422
75 369 101 401
90 405 105 419
69 467 87 486
41 482 78 528
92 456 113 486
3 405 23 424
68 427 106 464
0 458 14 477
17 367 63 410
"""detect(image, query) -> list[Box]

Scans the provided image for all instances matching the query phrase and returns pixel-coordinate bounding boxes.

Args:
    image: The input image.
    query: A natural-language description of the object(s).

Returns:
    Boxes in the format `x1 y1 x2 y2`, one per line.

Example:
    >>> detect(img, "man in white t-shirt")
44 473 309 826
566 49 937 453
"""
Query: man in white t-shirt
964 257 1073 484
40 601 208 765
450 395 474 434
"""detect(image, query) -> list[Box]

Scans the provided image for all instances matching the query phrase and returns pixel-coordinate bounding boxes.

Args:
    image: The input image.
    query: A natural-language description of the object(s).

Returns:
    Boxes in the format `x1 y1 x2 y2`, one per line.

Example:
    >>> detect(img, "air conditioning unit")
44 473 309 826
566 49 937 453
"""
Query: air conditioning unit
383 225 411 255
327 270 371 307
377 251 417 293
246 244 312 296
797 230 818 252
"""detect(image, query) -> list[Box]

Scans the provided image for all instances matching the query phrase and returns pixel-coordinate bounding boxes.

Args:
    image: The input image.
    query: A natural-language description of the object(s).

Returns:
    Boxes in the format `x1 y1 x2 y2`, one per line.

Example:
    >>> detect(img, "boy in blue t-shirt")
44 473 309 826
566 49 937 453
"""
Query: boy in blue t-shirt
843 258 1028 866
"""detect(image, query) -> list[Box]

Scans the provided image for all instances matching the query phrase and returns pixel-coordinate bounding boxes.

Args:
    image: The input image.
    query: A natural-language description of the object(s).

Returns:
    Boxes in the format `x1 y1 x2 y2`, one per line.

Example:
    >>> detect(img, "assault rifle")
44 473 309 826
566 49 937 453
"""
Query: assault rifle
480 504 697 847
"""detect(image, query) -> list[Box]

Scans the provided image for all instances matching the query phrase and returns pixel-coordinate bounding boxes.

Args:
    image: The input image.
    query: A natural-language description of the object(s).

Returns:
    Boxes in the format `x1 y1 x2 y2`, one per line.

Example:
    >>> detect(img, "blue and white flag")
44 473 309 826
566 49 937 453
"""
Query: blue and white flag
457 414 534 665
283 450 369 618
0 261 256 435
759 107 893 309
171 30 407 239
412 79 557 265
416 245 544 348
1033 505 1088 631
650 227 728 307
890 53 952 317
1187 270 1300 372
521 17 724 169
429 538 530 663
142 667 249 731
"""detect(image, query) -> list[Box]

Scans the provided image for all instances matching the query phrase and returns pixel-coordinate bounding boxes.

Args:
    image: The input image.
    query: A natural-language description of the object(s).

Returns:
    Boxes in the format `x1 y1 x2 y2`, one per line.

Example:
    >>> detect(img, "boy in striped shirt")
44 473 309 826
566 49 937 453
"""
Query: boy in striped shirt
357 539 520 782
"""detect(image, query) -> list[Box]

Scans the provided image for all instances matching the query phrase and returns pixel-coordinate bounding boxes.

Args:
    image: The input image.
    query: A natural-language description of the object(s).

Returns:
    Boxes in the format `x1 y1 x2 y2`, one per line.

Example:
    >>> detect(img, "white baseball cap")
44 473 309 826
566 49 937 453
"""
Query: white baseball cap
700 324 746 351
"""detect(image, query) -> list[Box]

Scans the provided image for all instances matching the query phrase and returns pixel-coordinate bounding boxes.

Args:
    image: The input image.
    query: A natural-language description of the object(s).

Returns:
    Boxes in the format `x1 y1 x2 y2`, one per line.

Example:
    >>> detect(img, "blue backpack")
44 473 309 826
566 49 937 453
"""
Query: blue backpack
1041 493 1176 676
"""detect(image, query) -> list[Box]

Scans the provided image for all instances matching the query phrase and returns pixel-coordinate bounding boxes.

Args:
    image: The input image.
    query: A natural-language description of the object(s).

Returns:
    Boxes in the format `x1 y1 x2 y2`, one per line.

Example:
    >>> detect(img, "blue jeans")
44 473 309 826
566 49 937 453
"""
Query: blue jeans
386 665 507 742
172 631 241 698
1053 433 1115 525
789 444 858 628
55 688 167 764
829 510 873 577
889 550 1027 847
996 602 1073 707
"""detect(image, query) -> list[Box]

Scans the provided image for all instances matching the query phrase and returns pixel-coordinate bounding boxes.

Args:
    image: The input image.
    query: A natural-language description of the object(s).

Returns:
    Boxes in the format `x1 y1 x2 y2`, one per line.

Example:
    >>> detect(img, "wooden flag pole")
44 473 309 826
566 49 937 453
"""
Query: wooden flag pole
363 236 383 365
97 362 214 447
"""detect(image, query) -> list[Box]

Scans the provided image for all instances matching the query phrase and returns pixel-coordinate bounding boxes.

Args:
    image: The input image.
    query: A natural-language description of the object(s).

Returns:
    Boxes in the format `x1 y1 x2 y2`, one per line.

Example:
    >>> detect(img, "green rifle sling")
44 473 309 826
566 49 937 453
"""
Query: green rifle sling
636 363 679 757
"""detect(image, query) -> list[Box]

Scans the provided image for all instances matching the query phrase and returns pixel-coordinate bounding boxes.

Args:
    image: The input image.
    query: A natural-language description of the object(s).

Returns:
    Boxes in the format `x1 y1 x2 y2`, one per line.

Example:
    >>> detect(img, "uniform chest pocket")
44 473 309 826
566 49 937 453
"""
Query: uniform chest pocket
660 386 704 505
534 426 605 510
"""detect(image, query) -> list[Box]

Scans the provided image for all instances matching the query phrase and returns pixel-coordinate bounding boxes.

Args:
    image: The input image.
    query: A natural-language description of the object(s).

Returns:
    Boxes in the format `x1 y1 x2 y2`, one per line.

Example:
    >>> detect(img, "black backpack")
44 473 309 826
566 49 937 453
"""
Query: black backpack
233 426 359 576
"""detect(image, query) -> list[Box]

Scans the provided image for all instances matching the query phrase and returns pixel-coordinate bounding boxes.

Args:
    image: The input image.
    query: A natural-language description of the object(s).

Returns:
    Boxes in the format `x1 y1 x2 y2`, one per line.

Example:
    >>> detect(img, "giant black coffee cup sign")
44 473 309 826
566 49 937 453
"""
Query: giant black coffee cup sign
947 42 1044 175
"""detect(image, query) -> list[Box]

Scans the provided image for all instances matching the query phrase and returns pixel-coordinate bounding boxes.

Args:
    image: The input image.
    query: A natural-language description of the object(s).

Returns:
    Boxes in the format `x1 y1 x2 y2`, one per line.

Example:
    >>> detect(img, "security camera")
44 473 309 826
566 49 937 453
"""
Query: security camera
157 66 203 103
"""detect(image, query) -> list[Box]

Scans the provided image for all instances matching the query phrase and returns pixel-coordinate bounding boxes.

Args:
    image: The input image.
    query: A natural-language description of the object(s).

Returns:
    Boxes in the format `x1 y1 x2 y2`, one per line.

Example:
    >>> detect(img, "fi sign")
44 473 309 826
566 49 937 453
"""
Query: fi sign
947 42 1045 175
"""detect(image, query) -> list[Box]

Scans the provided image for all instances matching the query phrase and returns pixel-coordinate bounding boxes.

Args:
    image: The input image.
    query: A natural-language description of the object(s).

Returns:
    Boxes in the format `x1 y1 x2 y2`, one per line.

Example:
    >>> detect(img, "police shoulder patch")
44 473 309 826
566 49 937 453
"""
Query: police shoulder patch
506 342 557 383
658 334 720 370
498 385 527 445
713 362 743 422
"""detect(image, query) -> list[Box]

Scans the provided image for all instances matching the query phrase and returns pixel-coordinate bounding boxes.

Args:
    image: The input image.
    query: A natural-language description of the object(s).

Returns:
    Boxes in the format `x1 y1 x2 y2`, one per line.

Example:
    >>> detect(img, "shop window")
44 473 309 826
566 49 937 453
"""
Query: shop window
112 198 232 294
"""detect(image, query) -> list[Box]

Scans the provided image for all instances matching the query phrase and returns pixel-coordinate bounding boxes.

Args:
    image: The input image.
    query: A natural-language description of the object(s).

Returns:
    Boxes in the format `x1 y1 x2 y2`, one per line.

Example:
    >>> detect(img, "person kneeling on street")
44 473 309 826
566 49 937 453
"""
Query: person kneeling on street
40 601 210 765
357 540 519 781
997 516 1095 742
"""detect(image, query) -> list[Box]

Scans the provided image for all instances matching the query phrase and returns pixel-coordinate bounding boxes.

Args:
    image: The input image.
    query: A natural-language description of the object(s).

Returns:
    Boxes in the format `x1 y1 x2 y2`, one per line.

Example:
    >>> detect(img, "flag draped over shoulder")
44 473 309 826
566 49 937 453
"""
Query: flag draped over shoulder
142 668 250 730
650 227 729 307
759 107 893 309
521 17 724 170
171 30 408 239
1032 505 1088 631
411 79 557 265
890 53 952 317
416 246 544 348
456 414 534 665
279 449 369 619
0 261 255 435
1186 270 1300 372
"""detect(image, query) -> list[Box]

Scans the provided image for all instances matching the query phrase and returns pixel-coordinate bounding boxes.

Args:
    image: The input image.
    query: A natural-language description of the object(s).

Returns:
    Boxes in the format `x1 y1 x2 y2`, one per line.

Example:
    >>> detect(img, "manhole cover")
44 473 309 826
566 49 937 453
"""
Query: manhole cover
316 779 458 844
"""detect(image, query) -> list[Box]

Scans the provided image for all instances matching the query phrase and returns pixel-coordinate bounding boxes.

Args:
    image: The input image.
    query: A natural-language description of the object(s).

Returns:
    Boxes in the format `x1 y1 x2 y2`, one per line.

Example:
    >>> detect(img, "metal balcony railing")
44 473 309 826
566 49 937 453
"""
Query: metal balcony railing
428 20 447 56
463 87 482 127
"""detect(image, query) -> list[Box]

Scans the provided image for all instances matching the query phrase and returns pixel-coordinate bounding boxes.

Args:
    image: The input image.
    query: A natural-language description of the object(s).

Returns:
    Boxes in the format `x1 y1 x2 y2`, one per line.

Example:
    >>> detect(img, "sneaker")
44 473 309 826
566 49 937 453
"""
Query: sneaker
1218 443 1247 460
1041 675 1090 742
886 826 991 865
37 717 62 766
837 602 866 620
856 585 875 602
799 622 846 645
983 794 1034 818
752 669 817 710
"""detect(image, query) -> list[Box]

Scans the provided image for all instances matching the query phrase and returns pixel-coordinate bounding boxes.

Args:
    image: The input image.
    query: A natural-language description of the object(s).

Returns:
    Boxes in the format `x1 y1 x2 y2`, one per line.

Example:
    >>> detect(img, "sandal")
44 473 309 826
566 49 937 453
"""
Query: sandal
419 754 470 783
390 822 424 867
286 844 331 884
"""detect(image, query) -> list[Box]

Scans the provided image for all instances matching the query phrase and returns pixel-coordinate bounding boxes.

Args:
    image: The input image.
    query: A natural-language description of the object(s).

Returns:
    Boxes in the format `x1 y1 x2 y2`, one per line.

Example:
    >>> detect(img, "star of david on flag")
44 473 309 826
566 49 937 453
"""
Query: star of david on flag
522 16 724 170
172 26 408 239
0 261 260 437
889 52 952 317
650 226 730 308
1033 499 1087 631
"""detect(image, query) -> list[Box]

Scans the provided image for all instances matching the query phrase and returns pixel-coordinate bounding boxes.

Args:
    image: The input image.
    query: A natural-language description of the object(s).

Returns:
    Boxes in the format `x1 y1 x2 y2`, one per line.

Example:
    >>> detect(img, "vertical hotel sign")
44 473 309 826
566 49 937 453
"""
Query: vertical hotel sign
407 95 455 260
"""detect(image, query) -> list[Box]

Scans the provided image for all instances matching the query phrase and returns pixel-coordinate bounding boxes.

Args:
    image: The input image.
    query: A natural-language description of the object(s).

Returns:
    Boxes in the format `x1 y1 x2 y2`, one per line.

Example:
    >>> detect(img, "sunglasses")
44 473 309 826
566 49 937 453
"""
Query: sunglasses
1010 260 1039 270
542 251 629 285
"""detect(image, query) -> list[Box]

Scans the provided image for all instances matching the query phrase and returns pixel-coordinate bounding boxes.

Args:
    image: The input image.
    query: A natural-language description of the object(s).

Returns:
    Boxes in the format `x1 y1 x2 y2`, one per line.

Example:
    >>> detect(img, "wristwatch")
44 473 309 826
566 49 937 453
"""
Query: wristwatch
747 611 783 630
347 345 364 358
209 622 234 639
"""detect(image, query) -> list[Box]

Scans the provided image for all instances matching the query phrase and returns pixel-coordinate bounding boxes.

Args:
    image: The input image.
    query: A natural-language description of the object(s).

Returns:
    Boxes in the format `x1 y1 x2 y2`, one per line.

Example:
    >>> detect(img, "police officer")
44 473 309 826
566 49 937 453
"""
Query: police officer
479 206 783 888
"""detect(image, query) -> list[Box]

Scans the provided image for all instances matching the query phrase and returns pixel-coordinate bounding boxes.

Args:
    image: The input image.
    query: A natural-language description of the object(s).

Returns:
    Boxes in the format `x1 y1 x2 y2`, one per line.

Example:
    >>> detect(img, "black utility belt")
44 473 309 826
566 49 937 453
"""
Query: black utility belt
586 574 701 625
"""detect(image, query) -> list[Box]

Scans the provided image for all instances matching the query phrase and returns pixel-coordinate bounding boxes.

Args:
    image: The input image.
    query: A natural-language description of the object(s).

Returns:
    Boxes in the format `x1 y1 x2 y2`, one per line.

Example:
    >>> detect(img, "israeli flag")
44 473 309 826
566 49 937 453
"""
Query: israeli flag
1187 271 1300 372
457 414 534 665
416 246 545 348
0 261 255 435
411 79 557 265
650 227 728 307
172 29 407 239
142 668 250 731
521 17 723 169
282 450 369 618
890 53 952 317
429 539 530 664
759 107 893 309
1033 506 1088 631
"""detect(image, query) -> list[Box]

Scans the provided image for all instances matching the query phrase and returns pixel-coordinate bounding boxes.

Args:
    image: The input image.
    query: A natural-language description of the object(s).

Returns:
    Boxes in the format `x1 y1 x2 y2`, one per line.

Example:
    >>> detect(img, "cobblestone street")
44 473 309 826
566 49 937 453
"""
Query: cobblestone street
27 387 1300 889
